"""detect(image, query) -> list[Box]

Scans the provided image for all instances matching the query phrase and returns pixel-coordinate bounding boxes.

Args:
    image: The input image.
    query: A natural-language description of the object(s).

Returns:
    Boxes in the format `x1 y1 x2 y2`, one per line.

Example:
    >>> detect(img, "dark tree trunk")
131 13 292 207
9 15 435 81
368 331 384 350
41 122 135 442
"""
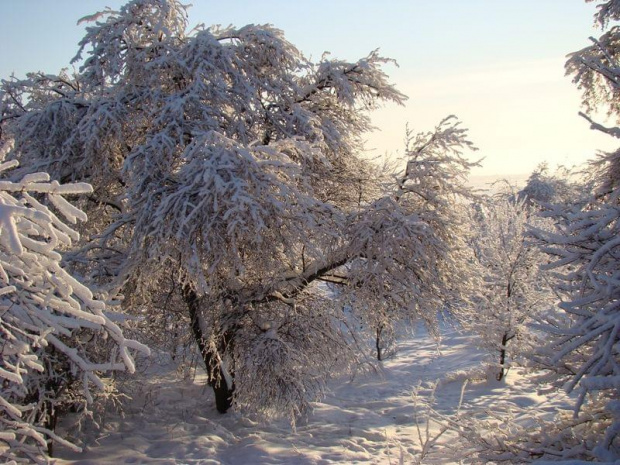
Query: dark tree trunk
497 332 509 382
45 400 58 457
376 324 383 361
23 388 59 456
29 349 63 457
183 286 234 413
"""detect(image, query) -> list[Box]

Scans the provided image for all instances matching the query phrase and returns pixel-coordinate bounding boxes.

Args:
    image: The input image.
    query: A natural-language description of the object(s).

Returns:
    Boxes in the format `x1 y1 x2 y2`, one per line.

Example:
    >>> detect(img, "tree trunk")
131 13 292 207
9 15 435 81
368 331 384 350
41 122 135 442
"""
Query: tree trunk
182 286 234 413
45 400 58 457
376 324 383 361
497 332 509 382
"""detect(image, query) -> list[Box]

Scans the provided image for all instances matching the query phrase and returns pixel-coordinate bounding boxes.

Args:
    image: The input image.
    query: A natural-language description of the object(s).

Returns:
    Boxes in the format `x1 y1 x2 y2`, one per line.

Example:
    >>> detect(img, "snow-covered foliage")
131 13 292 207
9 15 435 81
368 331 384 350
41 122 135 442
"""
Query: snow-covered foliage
420 3 620 459
518 163 585 208
567 0 620 118
341 117 479 359
456 198 554 381
531 171 620 460
0 0 479 420
522 2 620 458
590 0 620 27
0 149 148 462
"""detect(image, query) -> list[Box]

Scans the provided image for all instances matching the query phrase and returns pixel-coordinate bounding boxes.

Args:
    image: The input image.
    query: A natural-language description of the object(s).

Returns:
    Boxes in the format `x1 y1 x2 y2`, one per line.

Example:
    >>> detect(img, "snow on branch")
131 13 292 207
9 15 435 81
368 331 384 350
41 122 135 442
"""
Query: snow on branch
566 25 620 118
589 0 620 28
531 178 620 458
0 156 148 462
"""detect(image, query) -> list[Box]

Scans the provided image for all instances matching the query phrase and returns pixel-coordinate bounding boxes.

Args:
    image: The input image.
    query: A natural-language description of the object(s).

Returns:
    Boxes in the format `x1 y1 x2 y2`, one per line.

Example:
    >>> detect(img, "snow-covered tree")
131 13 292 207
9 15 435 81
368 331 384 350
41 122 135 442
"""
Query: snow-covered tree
0 143 148 462
0 0 478 419
341 118 479 361
522 1 620 458
455 198 553 381
532 158 620 459
567 0 620 119
518 162 585 208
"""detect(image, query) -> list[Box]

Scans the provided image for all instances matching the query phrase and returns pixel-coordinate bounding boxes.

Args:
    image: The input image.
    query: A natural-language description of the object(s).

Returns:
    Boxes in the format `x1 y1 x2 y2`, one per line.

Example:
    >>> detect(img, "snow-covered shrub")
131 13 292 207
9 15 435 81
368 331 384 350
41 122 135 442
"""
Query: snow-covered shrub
415 388 613 463
456 198 554 381
0 151 148 462
342 117 479 360
518 163 585 208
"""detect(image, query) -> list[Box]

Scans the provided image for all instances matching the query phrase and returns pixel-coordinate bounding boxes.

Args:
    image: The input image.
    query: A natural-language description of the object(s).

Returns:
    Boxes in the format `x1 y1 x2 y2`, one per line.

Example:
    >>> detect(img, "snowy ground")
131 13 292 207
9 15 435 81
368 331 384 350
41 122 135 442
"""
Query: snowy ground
55 325 570 464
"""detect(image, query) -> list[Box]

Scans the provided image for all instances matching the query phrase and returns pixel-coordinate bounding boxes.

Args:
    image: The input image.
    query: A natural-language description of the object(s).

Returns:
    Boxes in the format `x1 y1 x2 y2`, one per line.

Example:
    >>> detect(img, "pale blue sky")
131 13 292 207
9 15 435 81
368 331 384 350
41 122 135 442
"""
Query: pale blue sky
1 1 616 176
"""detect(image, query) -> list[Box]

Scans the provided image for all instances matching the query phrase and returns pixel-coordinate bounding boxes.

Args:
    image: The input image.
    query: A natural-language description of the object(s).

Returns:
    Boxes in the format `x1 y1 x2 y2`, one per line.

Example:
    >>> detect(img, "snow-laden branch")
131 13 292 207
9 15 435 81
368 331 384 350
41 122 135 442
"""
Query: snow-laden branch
0 157 148 462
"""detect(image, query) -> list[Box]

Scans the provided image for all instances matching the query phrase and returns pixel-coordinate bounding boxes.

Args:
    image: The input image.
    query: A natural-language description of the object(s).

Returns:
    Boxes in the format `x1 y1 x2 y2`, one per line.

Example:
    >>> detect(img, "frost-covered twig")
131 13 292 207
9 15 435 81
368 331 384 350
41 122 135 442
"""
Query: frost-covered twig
0 157 148 462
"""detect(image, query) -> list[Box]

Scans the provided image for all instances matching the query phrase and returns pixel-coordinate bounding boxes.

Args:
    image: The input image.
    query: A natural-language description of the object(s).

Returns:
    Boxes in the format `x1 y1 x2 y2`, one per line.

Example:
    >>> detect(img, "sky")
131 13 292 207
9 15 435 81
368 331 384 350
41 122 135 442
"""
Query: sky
1 1 618 176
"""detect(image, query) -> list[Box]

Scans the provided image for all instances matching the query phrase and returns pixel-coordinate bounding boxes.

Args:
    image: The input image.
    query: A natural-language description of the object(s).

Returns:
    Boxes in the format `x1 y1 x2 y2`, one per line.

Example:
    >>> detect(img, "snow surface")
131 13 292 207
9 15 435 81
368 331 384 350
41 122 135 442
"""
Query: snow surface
55 325 571 464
